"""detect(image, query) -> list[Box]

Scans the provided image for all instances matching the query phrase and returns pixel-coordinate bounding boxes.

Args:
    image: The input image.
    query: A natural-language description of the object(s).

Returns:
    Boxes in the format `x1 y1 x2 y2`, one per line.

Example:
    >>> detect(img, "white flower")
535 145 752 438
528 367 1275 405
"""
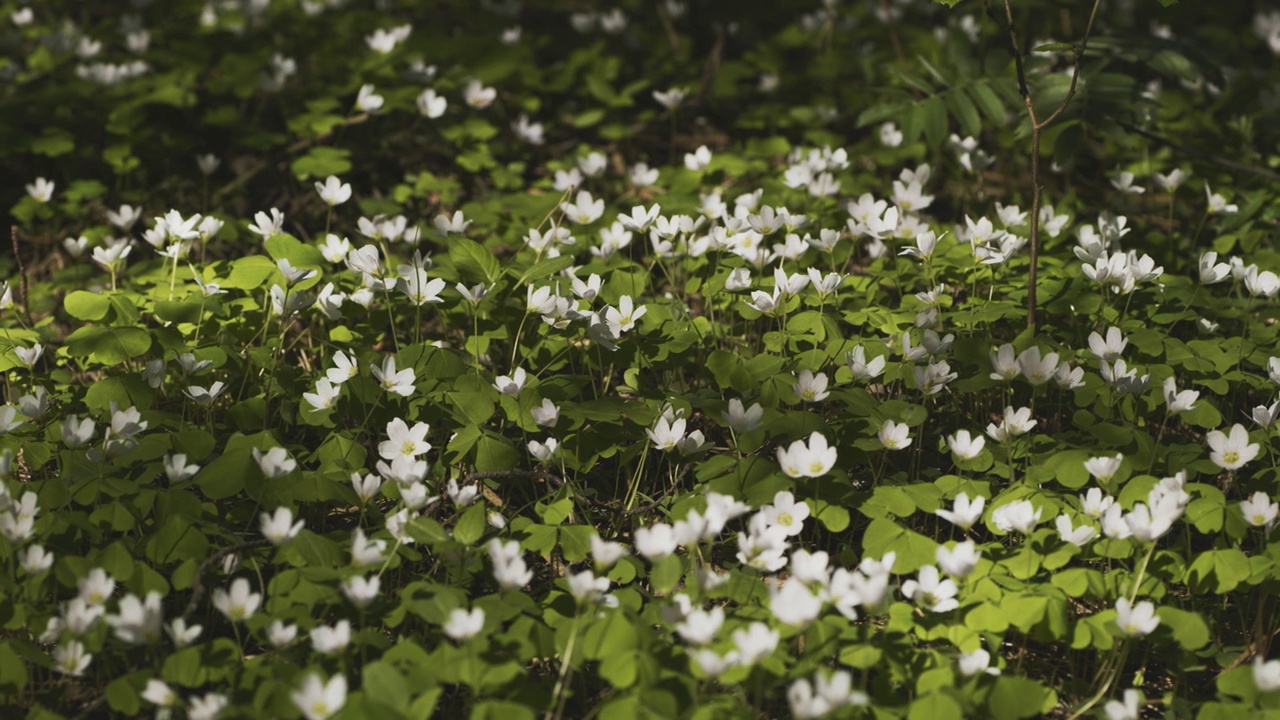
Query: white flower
937 493 985 531
14 344 43 367
167 618 202 647
165 453 200 483
493 368 528 396
446 478 478 508
252 447 296 478
378 418 431 460
463 79 496 108
732 622 779 665
355 84 383 113
1205 182 1237 214
683 145 712 171
691 648 740 677
675 606 723 646
720 398 763 433
590 534 628 569
184 381 226 405
1017 347 1059 385
488 539 533 590
604 295 646 334
292 674 348 720
528 438 558 462
946 430 986 461
77 569 115 606
770 577 823 627
991 500 1041 535
310 620 351 655
1114 598 1160 637
567 569 610 605
653 87 686 109
901 565 959 612
142 679 178 707
1206 423 1260 470
987 406 1036 443
315 176 352 207
1254 656 1280 693
793 369 829 402
1104 689 1141 720
776 432 838 478
53 641 91 676
268 620 298 648
846 345 886 380
1055 514 1097 546
878 419 911 450
212 578 261 622
26 177 54 203
443 607 485 641
1240 492 1279 528
371 356 416 397
106 591 164 644
18 544 53 574
762 491 810 536
260 507 304 546
936 541 981 578
303 379 340 411
1089 327 1128 362
1154 168 1187 192
189 693 228 720
248 207 285 239
646 416 687 451
1084 454 1124 484
417 89 447 118
958 648 1000 677
635 523 678 560
341 575 381 609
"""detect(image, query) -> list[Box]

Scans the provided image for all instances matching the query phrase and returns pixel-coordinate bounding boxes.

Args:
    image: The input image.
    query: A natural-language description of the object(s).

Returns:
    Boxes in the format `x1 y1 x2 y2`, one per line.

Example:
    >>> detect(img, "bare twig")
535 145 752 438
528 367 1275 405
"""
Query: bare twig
460 468 680 517
985 0 1102 330
11 226 29 321
654 0 682 54
180 538 272 620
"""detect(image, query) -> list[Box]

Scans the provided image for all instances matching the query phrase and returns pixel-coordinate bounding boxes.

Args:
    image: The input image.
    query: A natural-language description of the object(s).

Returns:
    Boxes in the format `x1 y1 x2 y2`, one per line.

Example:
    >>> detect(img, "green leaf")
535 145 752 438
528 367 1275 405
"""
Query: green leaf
193 449 254 499
450 237 503 285
106 674 143 714
515 255 575 285
453 503 489 546
989 677 1056 720
65 291 111 321
290 146 352 180
0 641 29 691
649 554 684 595
362 662 410 713
31 128 75 157
222 255 278 290
908 693 962 720
65 326 152 365
265 234 326 268
861 518 938 573
1186 548 1251 594
1157 606 1209 650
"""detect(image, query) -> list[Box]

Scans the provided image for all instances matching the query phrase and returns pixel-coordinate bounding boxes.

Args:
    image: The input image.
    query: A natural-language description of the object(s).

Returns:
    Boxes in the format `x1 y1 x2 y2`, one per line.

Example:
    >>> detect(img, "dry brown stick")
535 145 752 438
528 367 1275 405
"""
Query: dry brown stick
461 468 680 517
654 0 682 54
11 226 29 321
180 538 272 620
984 0 1101 330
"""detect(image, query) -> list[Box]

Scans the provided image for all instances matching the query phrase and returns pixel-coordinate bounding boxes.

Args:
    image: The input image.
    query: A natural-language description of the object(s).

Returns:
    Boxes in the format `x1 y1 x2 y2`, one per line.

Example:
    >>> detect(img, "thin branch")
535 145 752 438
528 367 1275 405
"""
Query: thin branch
460 468 680 517
180 538 272 620
989 0 1103 330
